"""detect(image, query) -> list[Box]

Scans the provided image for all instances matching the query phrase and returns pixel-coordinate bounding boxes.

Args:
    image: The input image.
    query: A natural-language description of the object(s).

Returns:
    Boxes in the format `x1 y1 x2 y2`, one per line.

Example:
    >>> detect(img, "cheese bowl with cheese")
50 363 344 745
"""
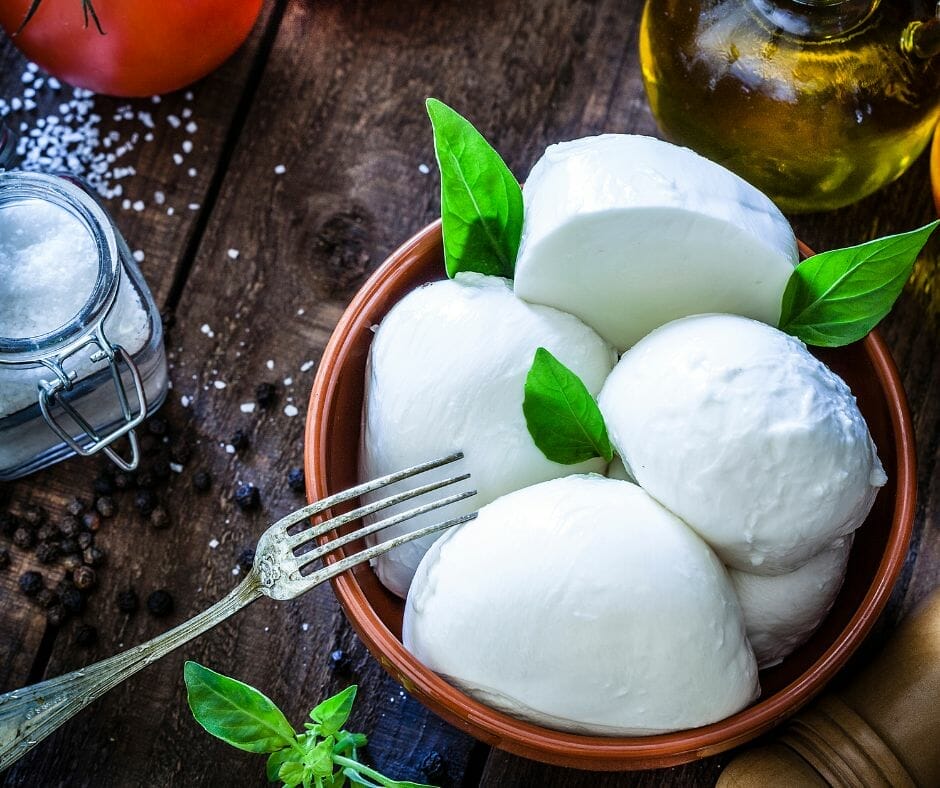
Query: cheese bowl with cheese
304 221 915 771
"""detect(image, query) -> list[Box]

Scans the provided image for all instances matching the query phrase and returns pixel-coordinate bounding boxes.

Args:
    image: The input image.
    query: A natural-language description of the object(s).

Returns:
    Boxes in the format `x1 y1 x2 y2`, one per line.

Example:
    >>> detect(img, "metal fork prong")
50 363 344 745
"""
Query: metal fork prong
292 487 477 561
266 451 464 535
286 473 472 552
297 512 478 585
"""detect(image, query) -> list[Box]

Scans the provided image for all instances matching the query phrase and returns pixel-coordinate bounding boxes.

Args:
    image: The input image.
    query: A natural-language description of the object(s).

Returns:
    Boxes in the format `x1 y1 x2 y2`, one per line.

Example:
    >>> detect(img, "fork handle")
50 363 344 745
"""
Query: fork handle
0 572 263 772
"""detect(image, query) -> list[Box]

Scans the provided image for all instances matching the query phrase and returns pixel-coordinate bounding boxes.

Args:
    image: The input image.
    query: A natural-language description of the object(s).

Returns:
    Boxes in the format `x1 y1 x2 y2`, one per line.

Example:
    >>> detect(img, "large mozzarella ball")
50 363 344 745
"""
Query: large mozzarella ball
404 475 759 735
731 536 853 668
598 314 886 575
513 134 798 350
360 273 616 598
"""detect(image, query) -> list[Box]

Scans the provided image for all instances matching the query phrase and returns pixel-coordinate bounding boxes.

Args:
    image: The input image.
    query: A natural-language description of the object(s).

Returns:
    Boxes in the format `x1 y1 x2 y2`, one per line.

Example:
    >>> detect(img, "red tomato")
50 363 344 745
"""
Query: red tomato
0 0 264 97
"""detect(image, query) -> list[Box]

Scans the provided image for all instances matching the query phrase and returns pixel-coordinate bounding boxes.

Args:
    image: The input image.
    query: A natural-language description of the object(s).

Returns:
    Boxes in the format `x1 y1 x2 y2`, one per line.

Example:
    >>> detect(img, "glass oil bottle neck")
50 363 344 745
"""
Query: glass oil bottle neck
751 0 881 39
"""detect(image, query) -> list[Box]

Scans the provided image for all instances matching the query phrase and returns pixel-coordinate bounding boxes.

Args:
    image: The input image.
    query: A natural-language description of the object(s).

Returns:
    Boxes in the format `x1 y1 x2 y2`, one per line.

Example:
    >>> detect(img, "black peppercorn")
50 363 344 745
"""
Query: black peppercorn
0 512 20 538
134 470 155 489
0 548 9 569
230 429 250 452
36 523 58 542
19 571 43 596
58 515 81 538
192 470 212 493
82 546 105 567
234 483 260 511
13 527 35 550
287 467 305 492
148 456 171 483
73 565 98 591
116 588 139 614
237 548 255 573
61 587 85 614
134 489 156 516
160 310 176 332
65 498 85 517
46 604 68 627
149 507 171 530
22 505 46 528
93 475 115 496
74 624 98 647
61 554 83 571
95 496 116 518
147 416 168 437
329 649 351 675
59 537 79 555
146 589 174 617
419 751 447 782
77 532 94 550
255 381 277 409
36 542 60 564
113 471 133 491
36 588 59 609
81 511 101 532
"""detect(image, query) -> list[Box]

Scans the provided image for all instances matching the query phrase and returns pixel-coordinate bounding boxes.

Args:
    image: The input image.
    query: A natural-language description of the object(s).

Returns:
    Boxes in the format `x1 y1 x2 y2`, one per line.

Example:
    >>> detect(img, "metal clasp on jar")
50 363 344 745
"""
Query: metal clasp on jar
36 318 146 472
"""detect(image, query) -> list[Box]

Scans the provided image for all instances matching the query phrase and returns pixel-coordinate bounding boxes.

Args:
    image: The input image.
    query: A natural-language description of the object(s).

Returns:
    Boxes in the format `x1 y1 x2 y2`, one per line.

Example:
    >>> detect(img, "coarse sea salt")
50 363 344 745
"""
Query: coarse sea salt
0 199 97 338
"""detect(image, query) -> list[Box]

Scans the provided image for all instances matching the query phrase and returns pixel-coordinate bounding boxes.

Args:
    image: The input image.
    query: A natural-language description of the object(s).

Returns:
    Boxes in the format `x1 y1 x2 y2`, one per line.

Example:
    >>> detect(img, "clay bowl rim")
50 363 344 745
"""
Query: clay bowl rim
304 220 917 771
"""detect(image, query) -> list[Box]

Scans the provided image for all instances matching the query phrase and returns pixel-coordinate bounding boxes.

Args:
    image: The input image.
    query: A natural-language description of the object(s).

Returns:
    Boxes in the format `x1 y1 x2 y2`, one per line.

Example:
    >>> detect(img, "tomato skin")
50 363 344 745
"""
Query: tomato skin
0 0 264 97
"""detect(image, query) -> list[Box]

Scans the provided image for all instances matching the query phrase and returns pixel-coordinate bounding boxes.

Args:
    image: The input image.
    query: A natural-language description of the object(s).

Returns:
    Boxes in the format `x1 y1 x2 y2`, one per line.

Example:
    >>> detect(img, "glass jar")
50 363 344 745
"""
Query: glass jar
640 0 940 212
0 156 168 479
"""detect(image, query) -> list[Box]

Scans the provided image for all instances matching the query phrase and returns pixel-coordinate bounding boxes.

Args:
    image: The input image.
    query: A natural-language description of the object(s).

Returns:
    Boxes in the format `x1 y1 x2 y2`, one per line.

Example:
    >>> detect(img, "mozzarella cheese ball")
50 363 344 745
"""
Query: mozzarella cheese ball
360 273 616 598
404 475 759 735
513 134 798 350
598 314 886 574
731 536 853 668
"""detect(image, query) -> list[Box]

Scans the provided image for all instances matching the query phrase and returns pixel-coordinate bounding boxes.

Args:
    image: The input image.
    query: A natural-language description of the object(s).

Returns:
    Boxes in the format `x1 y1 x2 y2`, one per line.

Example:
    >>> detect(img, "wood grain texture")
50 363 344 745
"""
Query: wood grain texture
1 0 938 785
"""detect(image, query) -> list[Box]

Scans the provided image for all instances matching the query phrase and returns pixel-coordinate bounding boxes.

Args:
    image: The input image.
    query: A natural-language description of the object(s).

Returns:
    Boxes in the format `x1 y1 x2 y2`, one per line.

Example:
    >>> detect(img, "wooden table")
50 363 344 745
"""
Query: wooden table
1 2 938 785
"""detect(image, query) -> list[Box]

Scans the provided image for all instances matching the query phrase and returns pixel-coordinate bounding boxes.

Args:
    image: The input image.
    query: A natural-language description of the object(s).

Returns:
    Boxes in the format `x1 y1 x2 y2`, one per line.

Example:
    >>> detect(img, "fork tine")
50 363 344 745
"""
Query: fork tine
287 473 471 551
292 487 477 560
296 512 478 585
268 451 465 533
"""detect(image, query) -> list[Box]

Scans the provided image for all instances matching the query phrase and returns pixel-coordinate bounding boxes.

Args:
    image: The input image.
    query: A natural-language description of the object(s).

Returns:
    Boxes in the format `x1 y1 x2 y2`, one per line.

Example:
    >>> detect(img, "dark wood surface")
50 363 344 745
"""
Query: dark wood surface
1 1 938 785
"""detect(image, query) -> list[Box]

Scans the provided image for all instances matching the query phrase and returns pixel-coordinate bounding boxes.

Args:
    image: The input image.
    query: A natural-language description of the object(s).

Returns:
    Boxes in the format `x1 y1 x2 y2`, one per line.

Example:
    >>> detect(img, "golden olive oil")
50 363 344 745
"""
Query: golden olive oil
640 0 940 212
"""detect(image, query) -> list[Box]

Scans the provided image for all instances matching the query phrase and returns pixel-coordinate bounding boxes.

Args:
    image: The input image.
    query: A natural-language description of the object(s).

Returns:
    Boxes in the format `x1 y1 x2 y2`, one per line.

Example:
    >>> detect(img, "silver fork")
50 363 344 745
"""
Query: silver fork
0 452 475 771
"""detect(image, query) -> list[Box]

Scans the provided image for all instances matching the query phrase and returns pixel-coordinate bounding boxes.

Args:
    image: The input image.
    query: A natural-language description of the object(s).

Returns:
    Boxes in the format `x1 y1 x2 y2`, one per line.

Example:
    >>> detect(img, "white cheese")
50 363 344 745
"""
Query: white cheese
514 134 798 350
731 535 853 668
598 314 886 574
404 475 759 735
360 273 616 598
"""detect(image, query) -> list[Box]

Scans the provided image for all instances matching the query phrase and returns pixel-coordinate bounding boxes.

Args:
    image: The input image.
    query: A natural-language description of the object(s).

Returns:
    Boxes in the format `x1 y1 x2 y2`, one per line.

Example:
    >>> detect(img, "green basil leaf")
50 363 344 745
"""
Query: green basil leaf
779 221 938 347
426 98 523 279
278 760 306 788
343 769 382 788
334 732 368 755
305 738 336 778
310 685 357 737
523 347 613 465
267 749 296 782
183 661 296 754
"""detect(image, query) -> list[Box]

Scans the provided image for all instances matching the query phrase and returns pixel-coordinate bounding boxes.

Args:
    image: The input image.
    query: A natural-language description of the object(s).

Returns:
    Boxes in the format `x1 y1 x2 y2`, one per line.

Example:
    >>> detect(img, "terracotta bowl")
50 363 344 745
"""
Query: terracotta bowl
304 222 916 771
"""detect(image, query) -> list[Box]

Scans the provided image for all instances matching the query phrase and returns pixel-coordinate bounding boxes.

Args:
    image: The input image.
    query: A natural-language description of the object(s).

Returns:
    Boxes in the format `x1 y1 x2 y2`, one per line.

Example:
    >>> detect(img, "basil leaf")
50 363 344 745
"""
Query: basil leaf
523 347 613 465
310 685 357 737
267 749 296 782
278 760 306 788
779 221 938 347
426 98 523 279
183 661 296 753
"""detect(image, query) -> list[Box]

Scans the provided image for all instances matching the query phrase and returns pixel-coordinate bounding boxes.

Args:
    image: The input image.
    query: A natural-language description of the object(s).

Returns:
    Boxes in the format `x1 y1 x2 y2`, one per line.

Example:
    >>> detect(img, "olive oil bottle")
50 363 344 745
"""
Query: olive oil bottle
640 0 940 212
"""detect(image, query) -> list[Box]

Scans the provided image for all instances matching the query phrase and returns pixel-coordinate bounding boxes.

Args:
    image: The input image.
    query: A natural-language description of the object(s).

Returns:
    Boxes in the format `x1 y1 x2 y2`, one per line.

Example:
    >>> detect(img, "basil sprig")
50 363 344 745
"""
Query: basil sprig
426 98 523 279
523 347 613 465
780 221 938 347
184 662 435 788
